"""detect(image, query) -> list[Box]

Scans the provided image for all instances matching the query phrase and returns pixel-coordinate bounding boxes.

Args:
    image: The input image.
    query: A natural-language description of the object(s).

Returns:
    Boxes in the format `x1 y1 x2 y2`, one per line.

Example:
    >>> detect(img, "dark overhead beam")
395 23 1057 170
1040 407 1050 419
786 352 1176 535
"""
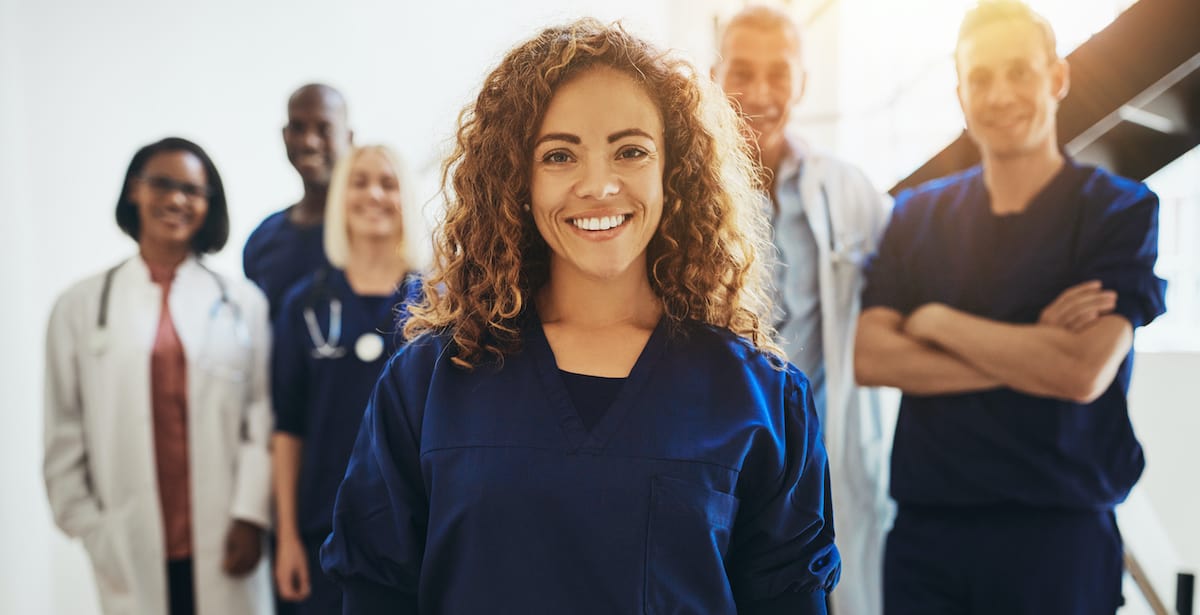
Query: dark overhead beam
889 0 1200 196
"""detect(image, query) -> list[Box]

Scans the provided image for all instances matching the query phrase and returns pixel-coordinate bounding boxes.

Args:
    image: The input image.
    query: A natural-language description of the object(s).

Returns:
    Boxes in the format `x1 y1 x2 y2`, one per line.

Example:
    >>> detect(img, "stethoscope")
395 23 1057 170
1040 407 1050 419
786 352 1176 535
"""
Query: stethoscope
302 268 416 363
818 184 869 268
767 180 868 268
90 259 248 355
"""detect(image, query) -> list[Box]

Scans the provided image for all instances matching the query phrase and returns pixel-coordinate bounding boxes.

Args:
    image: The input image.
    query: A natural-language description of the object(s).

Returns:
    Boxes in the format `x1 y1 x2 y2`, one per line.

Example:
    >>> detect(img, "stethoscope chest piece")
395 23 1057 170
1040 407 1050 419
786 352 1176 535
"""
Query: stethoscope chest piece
355 333 385 363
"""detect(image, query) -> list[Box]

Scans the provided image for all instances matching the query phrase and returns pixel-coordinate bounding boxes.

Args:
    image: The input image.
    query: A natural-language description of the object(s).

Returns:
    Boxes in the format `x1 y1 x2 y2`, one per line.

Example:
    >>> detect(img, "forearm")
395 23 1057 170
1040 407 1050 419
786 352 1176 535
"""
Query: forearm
271 433 304 539
911 306 1130 403
855 309 1001 395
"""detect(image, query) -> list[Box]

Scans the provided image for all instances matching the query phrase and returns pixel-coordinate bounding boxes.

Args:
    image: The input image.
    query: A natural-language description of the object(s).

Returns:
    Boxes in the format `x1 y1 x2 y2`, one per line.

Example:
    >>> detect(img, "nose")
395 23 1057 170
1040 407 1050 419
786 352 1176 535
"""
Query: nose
985 77 1018 108
574 157 620 200
367 183 386 202
302 128 324 150
742 76 772 110
169 188 189 207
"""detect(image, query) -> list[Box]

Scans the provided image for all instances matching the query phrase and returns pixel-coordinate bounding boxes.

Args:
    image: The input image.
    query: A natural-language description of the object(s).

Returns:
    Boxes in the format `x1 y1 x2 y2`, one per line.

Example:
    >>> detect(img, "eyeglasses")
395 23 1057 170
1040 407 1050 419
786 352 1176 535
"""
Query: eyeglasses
140 175 211 200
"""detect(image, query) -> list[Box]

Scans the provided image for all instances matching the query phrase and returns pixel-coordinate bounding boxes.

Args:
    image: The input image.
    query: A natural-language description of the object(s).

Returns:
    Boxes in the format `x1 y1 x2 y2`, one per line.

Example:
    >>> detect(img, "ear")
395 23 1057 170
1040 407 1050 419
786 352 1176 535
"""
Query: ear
281 125 288 144
794 68 808 105
955 77 967 117
1051 58 1070 101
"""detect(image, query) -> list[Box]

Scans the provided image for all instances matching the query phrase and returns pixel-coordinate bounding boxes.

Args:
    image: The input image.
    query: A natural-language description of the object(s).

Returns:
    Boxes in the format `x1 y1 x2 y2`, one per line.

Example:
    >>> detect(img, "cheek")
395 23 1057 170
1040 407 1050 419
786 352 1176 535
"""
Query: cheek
192 202 210 228
631 166 665 210
129 191 157 222
529 171 568 212
387 191 404 212
771 82 793 103
344 187 368 208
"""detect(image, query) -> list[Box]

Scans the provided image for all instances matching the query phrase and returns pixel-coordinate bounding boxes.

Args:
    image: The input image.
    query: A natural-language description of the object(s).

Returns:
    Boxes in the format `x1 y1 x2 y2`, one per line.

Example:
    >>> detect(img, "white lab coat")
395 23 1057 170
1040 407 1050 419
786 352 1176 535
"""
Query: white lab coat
787 146 899 615
43 255 273 615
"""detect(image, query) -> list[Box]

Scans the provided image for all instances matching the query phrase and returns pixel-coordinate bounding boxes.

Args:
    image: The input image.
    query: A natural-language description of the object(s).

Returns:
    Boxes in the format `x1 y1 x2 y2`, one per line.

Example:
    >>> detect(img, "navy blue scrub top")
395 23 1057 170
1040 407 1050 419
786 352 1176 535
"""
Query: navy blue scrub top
321 312 841 614
272 268 421 537
243 208 330 320
862 159 1167 510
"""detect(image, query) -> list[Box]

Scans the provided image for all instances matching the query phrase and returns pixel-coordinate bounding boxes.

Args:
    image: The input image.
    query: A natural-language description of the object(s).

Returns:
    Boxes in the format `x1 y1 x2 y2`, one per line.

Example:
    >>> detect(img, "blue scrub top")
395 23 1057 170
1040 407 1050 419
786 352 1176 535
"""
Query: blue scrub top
272 268 421 537
321 312 841 614
243 208 329 320
862 159 1167 510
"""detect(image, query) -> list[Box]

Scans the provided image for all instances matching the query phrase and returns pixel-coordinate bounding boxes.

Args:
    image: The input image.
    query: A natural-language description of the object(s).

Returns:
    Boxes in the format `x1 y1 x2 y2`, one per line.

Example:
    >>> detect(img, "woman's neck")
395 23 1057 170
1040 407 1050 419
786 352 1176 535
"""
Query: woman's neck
344 239 408 295
537 261 661 332
139 239 189 270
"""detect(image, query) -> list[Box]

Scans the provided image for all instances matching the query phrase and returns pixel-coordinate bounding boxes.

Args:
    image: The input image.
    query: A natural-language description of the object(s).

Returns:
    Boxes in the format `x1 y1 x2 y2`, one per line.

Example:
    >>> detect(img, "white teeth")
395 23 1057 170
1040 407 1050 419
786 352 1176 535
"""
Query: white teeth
571 215 626 231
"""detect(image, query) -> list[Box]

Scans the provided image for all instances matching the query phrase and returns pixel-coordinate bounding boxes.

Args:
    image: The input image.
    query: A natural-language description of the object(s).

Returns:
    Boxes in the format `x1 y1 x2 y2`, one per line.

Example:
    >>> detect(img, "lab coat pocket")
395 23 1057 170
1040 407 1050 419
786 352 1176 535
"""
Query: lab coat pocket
81 510 134 598
195 331 252 384
644 475 739 615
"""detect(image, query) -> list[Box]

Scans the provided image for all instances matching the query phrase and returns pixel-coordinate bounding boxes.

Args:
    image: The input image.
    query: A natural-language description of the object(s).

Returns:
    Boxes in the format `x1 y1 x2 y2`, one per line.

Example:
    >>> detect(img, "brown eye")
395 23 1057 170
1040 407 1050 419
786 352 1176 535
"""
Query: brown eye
617 147 647 160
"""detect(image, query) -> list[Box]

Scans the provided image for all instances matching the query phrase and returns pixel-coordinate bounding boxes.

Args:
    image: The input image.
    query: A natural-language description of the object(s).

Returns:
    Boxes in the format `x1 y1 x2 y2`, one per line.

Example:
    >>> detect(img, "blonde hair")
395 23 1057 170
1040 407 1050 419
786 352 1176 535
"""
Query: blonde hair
956 0 1058 64
323 144 416 268
404 18 780 369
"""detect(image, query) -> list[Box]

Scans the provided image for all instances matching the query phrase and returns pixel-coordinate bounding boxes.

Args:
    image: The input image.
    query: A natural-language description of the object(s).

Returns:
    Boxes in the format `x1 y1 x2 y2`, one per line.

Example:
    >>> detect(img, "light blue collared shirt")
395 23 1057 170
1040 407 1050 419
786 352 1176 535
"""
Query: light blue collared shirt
770 144 826 423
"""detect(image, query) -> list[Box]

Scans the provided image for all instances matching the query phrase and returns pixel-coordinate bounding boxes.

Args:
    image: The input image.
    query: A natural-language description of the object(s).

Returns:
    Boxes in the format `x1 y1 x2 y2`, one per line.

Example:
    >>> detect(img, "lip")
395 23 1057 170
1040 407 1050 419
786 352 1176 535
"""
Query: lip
153 210 193 230
982 114 1030 129
351 207 396 221
291 152 327 169
563 209 634 242
741 108 781 123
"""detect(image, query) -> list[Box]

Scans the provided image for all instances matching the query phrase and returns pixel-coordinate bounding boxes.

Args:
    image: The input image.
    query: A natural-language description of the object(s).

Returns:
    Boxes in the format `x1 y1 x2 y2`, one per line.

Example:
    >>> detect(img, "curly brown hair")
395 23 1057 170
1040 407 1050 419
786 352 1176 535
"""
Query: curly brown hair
405 18 780 369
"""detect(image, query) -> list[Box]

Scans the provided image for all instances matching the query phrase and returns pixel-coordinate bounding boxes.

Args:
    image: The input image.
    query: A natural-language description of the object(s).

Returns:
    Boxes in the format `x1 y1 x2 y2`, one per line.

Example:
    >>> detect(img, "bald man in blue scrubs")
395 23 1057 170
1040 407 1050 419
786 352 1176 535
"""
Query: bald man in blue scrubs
854 2 1166 613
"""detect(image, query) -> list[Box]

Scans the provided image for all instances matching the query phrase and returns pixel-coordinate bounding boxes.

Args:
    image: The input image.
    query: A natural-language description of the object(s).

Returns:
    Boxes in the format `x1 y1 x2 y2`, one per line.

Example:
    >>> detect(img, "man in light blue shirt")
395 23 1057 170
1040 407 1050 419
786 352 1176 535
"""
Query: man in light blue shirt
713 7 894 614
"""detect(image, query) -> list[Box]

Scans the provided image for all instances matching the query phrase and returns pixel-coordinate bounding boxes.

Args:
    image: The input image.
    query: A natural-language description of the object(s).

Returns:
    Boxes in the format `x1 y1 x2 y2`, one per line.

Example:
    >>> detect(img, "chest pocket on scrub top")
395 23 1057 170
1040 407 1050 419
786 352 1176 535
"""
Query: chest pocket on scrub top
644 475 740 613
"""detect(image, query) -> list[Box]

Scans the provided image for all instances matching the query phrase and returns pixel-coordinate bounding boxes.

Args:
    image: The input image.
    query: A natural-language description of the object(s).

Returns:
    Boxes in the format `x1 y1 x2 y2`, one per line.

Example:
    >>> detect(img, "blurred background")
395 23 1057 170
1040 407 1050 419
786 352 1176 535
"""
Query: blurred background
1 0 1195 612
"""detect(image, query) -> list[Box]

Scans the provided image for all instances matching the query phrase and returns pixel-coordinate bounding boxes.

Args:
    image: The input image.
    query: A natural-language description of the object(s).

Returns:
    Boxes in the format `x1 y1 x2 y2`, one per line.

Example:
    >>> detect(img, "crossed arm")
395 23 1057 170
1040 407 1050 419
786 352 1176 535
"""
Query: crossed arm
855 281 1132 403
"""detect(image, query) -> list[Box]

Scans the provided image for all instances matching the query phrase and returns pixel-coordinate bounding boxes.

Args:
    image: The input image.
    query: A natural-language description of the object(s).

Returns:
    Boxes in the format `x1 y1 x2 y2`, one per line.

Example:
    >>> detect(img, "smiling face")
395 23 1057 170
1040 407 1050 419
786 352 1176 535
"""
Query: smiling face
529 67 665 284
713 23 805 158
128 150 209 250
956 18 1067 161
344 149 404 243
283 89 352 187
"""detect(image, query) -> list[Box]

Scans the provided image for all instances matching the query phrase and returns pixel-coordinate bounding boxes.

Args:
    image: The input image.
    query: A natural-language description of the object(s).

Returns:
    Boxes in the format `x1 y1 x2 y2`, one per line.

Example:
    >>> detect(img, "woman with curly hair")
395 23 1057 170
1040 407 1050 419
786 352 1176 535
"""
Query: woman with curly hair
321 19 840 614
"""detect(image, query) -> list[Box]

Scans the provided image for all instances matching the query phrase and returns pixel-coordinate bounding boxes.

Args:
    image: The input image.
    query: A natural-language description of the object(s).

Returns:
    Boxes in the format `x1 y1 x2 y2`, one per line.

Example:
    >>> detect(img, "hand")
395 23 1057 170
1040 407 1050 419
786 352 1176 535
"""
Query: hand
1039 280 1117 332
903 303 947 342
222 519 264 577
274 533 311 602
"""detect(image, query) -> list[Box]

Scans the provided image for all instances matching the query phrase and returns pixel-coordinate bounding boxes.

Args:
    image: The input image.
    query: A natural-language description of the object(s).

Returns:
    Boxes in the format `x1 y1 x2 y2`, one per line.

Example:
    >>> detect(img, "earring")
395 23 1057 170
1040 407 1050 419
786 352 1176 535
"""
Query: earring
522 203 531 212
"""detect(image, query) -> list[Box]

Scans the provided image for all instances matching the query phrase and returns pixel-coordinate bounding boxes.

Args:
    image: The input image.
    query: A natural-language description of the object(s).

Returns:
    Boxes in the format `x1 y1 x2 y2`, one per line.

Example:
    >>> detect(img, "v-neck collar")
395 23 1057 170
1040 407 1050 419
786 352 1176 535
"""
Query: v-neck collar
526 308 669 453
329 269 416 336
975 156 1084 221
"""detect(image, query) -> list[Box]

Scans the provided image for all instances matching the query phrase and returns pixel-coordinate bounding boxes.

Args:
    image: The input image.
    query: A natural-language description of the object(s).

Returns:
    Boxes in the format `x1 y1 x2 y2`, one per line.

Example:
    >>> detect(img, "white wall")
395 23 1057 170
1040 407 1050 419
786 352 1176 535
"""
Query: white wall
1127 352 1200 589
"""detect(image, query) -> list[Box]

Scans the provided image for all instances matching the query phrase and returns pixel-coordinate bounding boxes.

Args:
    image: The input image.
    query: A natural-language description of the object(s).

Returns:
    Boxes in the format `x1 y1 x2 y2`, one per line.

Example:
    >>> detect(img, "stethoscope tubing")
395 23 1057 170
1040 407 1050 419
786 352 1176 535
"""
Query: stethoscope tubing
93 258 247 349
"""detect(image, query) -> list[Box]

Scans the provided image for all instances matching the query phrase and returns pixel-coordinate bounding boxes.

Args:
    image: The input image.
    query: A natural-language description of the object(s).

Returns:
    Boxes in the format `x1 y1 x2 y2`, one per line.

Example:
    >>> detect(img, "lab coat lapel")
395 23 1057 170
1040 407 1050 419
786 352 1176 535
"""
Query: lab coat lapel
170 256 209 366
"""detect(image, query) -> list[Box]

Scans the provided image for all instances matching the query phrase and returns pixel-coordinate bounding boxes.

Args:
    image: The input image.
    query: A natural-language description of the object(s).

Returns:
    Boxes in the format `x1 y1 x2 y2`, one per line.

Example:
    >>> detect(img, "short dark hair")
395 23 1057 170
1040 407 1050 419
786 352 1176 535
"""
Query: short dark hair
115 137 230 253
956 0 1057 63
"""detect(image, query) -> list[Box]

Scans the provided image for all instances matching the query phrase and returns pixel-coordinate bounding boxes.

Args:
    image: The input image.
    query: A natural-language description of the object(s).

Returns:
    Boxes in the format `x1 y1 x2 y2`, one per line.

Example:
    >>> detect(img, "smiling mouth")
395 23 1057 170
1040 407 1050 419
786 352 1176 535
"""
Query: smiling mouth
155 210 193 227
293 152 326 167
569 214 630 232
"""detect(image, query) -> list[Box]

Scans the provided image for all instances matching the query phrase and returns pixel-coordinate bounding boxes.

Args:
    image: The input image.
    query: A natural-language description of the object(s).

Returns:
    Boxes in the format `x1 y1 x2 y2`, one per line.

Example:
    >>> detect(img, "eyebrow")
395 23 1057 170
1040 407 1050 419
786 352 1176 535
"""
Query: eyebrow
607 128 654 143
534 128 656 148
534 133 580 147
